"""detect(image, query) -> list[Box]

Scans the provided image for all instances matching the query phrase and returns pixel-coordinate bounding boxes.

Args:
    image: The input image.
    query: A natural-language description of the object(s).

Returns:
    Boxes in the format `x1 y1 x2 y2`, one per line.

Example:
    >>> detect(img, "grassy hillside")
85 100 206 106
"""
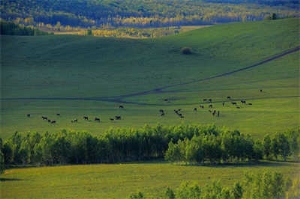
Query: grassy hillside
1 18 299 138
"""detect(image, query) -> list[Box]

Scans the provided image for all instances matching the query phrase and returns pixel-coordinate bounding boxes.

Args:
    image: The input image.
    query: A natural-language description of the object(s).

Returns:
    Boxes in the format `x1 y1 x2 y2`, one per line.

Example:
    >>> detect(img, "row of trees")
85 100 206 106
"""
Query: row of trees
165 129 299 164
0 20 51 36
1 125 299 169
1 0 298 29
130 171 299 199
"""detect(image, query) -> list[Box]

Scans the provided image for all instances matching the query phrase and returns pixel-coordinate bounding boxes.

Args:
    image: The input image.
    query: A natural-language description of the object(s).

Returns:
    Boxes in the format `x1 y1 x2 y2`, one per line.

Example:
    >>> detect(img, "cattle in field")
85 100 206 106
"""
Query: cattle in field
51 120 56 124
208 99 212 103
260 89 263 92
83 116 89 120
203 98 207 102
217 111 220 117
110 118 114 121
231 102 237 105
119 105 124 109
56 113 61 116
227 96 231 99
222 102 225 106
115 116 121 120
236 106 240 109
209 104 213 108
71 119 78 123
199 105 204 109
95 117 100 122
27 114 31 117
42 116 48 120
48 119 51 123
248 103 252 105
241 100 246 104
193 107 197 111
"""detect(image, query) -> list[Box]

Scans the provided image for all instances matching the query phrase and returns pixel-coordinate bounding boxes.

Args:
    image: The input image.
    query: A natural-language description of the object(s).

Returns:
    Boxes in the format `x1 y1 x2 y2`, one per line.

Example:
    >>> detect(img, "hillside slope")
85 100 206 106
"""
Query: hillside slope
1 18 299 137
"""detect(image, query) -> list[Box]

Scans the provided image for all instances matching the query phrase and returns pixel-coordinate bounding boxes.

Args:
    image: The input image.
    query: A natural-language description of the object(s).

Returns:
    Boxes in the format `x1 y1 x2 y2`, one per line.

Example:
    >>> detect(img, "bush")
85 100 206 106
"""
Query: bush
180 47 192 55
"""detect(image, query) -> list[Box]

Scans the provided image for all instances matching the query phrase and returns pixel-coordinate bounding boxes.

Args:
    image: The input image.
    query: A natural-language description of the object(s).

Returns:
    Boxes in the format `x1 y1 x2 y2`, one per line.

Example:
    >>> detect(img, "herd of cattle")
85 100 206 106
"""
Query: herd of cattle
26 91 261 124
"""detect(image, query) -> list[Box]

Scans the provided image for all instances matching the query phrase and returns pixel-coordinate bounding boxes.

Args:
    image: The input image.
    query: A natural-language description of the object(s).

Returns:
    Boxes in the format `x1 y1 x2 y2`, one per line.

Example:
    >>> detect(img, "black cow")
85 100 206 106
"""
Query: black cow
95 117 100 122
51 120 56 124
83 116 89 120
42 116 48 120
119 105 124 109
115 116 121 120
209 104 213 108
110 118 114 121
193 107 197 111
27 114 31 117
56 113 61 116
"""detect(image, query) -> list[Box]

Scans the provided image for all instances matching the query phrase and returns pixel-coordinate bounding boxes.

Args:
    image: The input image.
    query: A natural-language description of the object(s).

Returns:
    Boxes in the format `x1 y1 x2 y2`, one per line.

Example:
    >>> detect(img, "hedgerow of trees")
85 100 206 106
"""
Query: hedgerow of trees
0 20 51 35
129 170 300 199
1 125 299 168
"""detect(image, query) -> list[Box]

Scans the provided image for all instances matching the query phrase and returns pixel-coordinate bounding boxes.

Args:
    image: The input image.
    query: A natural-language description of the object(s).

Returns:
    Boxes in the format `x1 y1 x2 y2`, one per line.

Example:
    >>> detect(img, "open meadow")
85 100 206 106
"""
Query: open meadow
1 18 300 198
1 18 299 139
1 162 299 198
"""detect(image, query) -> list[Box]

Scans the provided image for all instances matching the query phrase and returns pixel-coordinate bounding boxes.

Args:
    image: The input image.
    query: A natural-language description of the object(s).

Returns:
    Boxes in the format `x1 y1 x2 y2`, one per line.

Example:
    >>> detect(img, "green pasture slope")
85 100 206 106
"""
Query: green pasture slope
0 18 300 199
1 18 299 139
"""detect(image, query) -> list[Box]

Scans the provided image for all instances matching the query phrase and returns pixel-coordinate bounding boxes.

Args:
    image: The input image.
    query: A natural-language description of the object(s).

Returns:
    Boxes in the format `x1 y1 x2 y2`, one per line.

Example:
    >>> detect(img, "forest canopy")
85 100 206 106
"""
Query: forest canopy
1 0 299 30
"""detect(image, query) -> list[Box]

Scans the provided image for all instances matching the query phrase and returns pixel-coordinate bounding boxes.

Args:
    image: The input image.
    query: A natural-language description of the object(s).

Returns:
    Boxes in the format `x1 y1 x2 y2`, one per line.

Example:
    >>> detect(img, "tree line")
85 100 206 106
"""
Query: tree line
0 125 299 171
1 0 298 30
0 20 51 36
129 171 300 199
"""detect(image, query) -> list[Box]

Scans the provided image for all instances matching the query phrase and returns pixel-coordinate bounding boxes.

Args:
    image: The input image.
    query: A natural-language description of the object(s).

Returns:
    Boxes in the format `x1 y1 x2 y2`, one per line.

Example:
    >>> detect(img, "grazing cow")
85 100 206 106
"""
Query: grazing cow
51 120 56 124
231 102 237 105
241 100 246 104
110 118 114 121
248 103 252 105
203 99 207 102
212 110 216 116
236 106 240 109
119 105 124 109
115 116 121 120
208 99 212 103
161 112 165 116
260 89 263 92
227 96 231 99
83 116 89 120
27 114 31 117
71 119 78 123
222 102 225 106
42 116 48 120
95 117 100 122
199 105 204 109
193 107 197 111
209 104 213 108
48 119 51 123
56 113 61 116
164 99 168 102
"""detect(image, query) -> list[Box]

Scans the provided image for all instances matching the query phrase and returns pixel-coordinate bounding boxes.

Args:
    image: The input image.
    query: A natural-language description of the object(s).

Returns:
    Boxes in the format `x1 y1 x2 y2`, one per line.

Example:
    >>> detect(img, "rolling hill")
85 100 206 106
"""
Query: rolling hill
1 18 299 138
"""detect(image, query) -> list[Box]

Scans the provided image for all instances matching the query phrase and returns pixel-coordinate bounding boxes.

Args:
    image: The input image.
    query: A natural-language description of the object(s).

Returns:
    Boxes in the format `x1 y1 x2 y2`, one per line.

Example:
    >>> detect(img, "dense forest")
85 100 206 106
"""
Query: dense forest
1 0 299 31
1 125 299 169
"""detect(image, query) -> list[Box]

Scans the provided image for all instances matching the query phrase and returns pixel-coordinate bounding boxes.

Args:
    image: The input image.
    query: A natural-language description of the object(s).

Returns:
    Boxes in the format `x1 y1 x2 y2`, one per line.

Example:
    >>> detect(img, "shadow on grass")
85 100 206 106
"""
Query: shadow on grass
0 178 23 182
177 160 299 168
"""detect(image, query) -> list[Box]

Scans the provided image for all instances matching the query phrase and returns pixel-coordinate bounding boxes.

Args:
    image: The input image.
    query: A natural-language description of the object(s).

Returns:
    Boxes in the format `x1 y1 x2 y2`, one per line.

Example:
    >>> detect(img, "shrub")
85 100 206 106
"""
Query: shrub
180 47 192 55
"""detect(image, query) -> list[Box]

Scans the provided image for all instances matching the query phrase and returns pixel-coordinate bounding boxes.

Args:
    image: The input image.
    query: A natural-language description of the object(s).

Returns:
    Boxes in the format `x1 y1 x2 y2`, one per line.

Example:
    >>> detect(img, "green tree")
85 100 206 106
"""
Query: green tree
0 138 5 174
263 134 272 159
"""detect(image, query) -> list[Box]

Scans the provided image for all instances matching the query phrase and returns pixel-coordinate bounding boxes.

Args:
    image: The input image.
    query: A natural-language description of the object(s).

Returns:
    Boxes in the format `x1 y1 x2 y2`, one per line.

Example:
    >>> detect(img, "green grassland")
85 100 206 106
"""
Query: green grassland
1 18 299 199
1 18 299 139
1 162 299 198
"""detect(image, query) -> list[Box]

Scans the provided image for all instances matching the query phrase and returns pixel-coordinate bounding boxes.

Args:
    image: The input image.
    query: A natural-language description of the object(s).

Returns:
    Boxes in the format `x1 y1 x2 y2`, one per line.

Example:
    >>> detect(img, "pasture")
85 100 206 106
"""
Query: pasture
1 162 299 198
0 18 299 199
1 18 299 139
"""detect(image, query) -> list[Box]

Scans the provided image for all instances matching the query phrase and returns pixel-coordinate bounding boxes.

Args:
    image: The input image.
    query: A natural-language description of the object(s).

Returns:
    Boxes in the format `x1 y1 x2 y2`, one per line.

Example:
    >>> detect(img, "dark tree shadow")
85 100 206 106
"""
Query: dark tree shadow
0 178 23 181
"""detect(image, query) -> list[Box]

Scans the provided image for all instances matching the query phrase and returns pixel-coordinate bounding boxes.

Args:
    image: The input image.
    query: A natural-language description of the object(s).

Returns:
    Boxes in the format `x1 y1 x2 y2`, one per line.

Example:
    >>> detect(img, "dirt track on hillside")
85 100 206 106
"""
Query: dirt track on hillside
1 46 299 105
